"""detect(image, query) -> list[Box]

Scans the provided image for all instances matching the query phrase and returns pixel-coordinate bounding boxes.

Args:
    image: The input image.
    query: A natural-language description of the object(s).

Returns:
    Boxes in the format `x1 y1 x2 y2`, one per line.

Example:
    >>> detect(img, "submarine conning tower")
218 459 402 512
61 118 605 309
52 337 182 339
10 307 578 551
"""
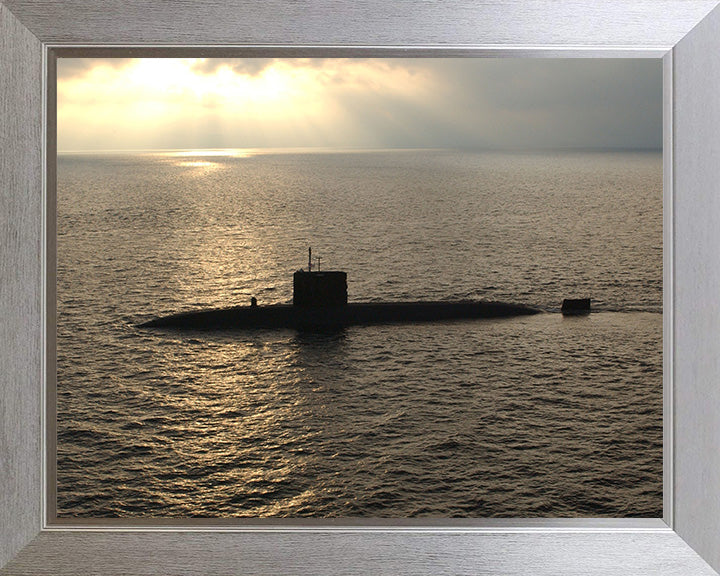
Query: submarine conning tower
293 248 348 307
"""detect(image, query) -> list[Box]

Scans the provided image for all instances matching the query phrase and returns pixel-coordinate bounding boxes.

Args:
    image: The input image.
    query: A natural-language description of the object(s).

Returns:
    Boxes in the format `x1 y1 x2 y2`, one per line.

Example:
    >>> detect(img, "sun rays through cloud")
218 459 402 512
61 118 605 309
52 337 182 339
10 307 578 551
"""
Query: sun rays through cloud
57 58 661 153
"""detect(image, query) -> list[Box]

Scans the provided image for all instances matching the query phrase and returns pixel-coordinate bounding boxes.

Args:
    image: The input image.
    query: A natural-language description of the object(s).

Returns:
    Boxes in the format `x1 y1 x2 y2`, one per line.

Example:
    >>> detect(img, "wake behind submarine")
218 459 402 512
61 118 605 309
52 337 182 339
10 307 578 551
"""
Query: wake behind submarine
138 249 543 331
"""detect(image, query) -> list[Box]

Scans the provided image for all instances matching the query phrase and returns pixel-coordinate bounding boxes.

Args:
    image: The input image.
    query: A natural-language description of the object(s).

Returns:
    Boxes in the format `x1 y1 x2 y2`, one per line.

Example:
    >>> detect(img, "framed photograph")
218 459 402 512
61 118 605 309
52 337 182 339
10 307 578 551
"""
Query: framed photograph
2 1 720 574
51 56 664 523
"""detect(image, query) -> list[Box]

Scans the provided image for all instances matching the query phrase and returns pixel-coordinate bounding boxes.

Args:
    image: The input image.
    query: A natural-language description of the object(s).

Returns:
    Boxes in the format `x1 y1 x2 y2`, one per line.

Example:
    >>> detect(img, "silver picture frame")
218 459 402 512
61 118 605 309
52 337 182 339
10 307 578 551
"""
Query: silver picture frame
2 1 720 574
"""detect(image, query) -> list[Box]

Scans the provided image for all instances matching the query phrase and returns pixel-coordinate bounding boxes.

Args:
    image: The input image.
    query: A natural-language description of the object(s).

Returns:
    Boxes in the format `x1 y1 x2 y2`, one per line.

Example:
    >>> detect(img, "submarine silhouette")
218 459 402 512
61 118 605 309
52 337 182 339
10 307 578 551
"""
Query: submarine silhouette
139 249 541 331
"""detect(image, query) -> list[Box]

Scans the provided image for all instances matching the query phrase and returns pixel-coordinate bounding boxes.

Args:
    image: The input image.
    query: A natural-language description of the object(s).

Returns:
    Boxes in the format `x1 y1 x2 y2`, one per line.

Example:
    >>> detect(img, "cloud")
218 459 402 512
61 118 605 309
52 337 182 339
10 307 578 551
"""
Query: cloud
57 58 134 79
188 57 383 79
56 58 662 152
406 59 662 149
190 58 275 77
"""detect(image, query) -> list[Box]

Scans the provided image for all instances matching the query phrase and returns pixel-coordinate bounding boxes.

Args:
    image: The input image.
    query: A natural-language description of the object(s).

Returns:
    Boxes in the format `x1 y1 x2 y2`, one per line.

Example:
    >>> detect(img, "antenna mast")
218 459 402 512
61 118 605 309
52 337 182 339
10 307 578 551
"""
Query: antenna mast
308 247 312 272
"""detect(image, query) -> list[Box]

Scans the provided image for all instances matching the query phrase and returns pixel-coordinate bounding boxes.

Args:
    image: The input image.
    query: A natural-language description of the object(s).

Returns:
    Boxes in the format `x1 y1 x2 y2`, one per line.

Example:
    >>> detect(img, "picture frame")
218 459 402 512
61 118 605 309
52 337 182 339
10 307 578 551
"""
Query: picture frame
2 1 720 574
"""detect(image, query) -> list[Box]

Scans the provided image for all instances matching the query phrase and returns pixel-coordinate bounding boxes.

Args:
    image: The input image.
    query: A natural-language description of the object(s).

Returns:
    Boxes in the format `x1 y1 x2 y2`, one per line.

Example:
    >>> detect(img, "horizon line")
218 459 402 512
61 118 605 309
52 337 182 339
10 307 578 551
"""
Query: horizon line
56 145 663 155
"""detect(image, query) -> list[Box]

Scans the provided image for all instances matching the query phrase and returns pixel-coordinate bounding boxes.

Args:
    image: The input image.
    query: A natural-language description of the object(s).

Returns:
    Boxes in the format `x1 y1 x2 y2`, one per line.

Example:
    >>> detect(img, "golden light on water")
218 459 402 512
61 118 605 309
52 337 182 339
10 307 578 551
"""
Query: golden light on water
167 149 256 158
176 161 219 168
161 149 257 168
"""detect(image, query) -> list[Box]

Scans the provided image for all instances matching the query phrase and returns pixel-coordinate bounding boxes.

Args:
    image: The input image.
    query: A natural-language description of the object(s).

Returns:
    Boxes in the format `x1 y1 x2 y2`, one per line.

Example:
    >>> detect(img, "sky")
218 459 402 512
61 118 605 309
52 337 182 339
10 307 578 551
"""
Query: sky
57 58 662 153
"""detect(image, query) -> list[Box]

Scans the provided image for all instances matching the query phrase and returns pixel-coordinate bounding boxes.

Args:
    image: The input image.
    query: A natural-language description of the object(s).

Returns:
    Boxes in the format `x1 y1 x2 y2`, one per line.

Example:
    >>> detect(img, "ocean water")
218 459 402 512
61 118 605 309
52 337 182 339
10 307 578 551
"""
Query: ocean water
56 149 662 517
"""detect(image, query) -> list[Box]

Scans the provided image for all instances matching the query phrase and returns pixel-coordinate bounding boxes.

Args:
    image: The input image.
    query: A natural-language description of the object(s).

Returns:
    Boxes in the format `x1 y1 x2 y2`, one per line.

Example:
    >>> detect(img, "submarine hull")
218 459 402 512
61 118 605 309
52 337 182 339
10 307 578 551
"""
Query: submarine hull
139 301 541 331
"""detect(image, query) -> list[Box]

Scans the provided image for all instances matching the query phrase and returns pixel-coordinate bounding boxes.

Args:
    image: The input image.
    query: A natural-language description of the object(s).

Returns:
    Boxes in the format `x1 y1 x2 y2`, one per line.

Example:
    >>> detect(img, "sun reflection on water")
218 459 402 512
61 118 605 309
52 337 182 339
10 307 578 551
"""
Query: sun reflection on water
177 160 219 168
130 331 332 516
165 149 257 158
165 149 261 171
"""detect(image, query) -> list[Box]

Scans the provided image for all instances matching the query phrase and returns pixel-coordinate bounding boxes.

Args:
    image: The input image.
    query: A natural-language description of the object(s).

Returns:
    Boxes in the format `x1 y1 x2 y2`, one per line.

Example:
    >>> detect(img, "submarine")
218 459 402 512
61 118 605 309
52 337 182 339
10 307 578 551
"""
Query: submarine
139 249 541 331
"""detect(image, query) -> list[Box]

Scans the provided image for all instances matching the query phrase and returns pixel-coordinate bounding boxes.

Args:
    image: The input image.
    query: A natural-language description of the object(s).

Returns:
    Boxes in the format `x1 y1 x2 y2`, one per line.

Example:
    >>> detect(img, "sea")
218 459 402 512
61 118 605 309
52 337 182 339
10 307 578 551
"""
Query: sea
55 148 663 518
